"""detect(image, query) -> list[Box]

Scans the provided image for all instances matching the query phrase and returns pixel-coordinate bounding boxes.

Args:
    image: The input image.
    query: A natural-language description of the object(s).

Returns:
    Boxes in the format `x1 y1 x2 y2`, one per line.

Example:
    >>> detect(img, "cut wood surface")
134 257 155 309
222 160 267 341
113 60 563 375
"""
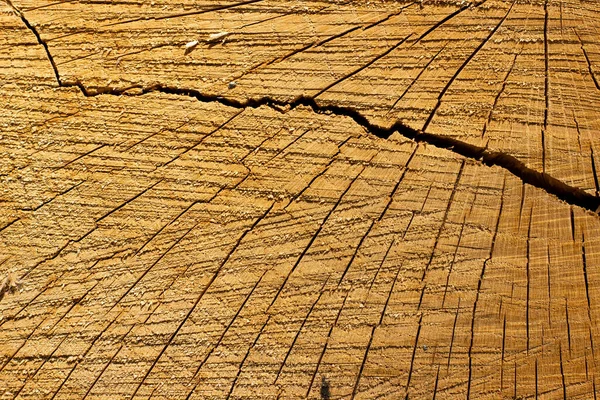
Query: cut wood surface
1 0 600 398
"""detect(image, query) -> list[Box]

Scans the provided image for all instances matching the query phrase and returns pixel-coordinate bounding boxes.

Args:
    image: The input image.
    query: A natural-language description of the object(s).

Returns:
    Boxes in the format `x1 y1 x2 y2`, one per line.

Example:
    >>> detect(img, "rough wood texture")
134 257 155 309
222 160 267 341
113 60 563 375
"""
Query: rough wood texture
2 0 600 399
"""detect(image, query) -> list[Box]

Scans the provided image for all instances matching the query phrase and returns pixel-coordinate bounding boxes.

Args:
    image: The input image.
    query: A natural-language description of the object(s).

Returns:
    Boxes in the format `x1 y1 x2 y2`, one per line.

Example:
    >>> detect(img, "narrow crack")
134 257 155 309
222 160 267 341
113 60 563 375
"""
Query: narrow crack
5 0 61 83
6 0 600 214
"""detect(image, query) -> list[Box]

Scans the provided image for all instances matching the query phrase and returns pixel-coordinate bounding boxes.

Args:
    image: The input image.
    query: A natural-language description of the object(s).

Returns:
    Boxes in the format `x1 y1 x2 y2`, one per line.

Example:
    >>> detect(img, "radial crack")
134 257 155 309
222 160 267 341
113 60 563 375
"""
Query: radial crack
5 0 61 84
7 0 600 215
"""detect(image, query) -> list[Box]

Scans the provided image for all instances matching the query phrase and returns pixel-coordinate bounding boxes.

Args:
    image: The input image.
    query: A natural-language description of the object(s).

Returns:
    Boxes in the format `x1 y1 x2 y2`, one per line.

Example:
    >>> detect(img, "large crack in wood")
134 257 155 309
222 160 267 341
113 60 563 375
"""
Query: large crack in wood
7 0 600 214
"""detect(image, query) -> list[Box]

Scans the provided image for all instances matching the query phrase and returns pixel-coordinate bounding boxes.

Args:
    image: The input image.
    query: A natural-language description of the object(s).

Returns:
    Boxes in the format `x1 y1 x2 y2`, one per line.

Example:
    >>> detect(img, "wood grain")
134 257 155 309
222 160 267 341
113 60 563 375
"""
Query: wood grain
1 1 600 399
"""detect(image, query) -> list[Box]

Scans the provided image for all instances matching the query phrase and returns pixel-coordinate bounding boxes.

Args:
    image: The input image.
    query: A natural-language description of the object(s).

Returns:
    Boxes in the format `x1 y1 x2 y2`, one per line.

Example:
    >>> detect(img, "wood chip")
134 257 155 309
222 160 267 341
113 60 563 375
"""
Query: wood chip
207 32 230 44
184 40 198 55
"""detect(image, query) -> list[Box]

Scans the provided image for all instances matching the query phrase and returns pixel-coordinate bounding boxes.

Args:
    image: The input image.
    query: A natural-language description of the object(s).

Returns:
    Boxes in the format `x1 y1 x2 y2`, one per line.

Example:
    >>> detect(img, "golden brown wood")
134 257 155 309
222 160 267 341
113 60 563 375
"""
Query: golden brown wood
1 1 600 399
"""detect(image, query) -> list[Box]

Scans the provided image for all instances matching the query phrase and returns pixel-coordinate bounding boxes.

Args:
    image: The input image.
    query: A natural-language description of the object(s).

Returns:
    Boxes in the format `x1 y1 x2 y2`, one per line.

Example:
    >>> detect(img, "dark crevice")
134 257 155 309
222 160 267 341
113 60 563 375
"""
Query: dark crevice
576 29 600 91
7 0 600 214
102 0 267 27
6 0 61 84
70 83 600 212
542 0 549 174
411 2 471 45
422 0 515 131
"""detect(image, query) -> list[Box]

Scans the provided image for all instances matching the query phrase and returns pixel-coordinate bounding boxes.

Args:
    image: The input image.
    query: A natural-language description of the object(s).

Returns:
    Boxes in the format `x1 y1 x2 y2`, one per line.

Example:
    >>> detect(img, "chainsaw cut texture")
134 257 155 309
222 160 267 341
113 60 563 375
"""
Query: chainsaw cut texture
1 1 600 399
9 0 600 191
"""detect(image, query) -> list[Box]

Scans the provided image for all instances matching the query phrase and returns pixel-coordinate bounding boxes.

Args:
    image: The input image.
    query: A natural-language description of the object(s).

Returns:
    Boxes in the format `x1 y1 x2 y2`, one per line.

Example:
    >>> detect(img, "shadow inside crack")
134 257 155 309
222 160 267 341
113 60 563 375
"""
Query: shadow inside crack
7 0 600 214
